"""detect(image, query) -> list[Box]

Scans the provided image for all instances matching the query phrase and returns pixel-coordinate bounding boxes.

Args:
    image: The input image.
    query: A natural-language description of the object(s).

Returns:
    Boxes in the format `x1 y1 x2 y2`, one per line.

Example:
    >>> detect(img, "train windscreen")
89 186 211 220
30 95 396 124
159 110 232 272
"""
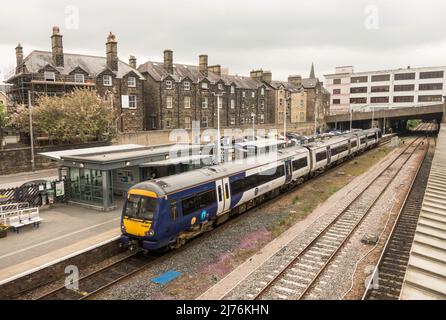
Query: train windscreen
124 195 157 220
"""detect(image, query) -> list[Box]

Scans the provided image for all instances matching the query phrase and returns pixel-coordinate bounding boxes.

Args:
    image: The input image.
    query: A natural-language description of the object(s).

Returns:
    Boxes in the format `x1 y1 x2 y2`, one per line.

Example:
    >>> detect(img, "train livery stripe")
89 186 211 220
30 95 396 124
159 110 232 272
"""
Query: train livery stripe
128 189 158 198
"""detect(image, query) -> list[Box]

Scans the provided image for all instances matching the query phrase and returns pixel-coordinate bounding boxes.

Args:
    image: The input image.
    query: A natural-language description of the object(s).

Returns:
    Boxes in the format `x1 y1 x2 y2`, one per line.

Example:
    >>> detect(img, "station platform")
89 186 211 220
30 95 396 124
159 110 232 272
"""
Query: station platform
0 202 121 285
400 124 446 300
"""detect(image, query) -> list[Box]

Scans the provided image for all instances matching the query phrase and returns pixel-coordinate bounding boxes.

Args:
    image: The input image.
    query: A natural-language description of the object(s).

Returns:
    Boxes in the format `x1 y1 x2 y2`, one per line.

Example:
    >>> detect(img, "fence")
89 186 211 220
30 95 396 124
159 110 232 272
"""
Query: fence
0 179 71 208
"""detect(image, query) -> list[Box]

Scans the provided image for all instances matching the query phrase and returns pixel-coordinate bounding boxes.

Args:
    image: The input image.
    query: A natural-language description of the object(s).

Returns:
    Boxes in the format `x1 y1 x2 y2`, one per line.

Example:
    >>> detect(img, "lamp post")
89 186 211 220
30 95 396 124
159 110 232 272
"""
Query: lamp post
28 90 35 172
371 106 375 128
212 91 225 164
283 98 288 140
251 111 256 141
349 106 353 132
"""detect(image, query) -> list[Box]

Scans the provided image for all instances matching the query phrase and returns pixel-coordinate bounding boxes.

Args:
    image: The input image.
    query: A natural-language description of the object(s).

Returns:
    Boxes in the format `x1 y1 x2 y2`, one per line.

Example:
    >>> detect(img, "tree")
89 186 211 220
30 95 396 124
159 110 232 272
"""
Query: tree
8 89 116 143
0 100 7 148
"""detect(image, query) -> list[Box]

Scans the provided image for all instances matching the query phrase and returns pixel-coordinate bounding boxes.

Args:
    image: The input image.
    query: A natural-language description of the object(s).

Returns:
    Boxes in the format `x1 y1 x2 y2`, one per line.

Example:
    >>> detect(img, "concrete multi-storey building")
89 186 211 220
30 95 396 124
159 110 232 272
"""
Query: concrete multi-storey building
325 65 446 114
6 27 146 132
138 50 271 130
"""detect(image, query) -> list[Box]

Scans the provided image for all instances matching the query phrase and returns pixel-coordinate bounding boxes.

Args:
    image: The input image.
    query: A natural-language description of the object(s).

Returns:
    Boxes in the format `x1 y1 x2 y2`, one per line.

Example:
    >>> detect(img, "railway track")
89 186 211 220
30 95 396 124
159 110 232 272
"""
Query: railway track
253 137 426 300
363 137 434 300
27 135 395 300
37 251 158 300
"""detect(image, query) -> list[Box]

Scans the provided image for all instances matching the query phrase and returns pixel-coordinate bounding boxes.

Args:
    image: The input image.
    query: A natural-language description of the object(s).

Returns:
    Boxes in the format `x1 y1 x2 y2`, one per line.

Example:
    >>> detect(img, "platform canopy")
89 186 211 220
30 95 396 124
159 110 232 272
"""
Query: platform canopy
139 154 213 167
38 144 144 160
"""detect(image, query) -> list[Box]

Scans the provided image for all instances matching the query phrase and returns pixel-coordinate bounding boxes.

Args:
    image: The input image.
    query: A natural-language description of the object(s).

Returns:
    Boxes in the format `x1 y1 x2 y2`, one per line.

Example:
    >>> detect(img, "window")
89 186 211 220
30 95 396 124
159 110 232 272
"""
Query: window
165 118 171 128
394 73 415 80
252 92 255 98
230 165 285 196
393 96 414 103
170 200 178 221
181 190 216 216
183 96 191 108
371 96 389 103
165 80 173 90
230 99 235 109
292 157 308 171
124 195 157 221
103 75 112 86
260 114 265 123
316 150 327 162
333 89 341 94
350 140 357 148
129 95 137 109
260 101 265 109
128 76 136 88
231 86 235 94
371 74 390 82
350 97 367 104
333 79 341 85
394 84 414 91
419 71 444 79
332 99 340 105
201 82 208 89
183 81 190 91
371 85 389 93
184 116 191 129
201 116 208 127
419 83 443 91
44 71 55 81
351 76 368 83
202 97 208 109
230 116 235 125
331 143 349 156
241 102 245 109
242 91 246 98
74 73 84 84
350 87 367 94
418 95 442 102
261 88 265 95
166 96 173 108
218 83 223 90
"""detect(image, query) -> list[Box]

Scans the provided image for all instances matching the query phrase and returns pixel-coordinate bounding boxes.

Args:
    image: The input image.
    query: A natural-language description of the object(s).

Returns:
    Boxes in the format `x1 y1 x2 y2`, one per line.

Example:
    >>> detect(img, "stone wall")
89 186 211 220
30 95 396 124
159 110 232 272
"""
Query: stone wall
0 141 110 175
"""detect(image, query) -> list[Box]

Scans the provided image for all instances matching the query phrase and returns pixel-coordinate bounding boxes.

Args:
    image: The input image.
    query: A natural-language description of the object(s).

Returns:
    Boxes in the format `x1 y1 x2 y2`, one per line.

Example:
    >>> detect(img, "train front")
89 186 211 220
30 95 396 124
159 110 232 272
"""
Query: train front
120 183 166 251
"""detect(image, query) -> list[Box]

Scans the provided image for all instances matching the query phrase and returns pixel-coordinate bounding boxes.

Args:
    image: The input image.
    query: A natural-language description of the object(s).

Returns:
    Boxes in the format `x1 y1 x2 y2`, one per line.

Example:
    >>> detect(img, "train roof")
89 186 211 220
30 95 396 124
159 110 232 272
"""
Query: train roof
131 145 309 196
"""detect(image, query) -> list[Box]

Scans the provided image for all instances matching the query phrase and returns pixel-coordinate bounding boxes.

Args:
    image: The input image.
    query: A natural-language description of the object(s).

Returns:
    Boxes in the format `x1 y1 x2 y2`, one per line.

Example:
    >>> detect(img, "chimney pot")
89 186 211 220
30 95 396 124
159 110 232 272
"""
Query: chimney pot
15 43 23 73
129 55 137 69
51 26 64 67
106 32 118 71
164 49 173 74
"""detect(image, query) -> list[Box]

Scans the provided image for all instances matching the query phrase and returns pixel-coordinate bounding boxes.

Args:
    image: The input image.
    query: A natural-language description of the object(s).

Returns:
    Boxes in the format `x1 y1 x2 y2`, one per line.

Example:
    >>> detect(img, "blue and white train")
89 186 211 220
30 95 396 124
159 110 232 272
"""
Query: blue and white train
120 128 382 251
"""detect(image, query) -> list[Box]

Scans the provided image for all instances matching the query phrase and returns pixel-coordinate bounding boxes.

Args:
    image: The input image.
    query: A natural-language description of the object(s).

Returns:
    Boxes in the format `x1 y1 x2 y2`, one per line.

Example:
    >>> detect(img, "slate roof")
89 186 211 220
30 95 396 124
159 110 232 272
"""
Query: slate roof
269 80 300 92
138 61 265 89
10 50 144 80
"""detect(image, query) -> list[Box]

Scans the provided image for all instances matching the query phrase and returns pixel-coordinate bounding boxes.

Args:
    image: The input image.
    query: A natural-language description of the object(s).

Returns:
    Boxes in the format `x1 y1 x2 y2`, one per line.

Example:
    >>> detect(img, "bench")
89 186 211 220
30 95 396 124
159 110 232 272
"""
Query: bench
6 208 43 233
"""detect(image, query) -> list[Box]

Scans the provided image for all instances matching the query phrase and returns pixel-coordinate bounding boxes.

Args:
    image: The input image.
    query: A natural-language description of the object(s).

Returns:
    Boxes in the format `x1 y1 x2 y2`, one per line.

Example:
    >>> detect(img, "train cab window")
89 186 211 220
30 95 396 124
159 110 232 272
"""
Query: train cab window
170 200 178 221
316 150 327 162
292 157 308 171
182 190 216 215
125 195 157 221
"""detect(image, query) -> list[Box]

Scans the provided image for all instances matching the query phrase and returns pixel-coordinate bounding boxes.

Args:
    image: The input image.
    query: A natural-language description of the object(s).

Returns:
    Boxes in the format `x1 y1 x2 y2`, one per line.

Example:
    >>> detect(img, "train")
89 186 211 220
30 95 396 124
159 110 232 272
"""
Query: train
120 128 382 252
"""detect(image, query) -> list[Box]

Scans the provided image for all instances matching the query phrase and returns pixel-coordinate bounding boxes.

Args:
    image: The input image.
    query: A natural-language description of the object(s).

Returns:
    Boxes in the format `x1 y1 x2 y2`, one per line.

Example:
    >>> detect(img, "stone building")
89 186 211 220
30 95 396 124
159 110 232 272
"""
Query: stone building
138 50 272 130
6 26 145 132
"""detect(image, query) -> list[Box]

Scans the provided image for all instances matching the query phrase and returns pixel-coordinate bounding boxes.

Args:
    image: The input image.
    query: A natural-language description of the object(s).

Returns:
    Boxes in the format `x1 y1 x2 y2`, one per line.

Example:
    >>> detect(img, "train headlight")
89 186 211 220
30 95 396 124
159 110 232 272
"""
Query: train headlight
121 225 126 233
145 229 155 237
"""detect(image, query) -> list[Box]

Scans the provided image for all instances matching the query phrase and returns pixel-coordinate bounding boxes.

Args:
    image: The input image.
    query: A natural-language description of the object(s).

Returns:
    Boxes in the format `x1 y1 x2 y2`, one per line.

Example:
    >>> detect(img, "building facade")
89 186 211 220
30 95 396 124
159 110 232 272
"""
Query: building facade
325 65 446 114
138 51 272 131
6 27 145 132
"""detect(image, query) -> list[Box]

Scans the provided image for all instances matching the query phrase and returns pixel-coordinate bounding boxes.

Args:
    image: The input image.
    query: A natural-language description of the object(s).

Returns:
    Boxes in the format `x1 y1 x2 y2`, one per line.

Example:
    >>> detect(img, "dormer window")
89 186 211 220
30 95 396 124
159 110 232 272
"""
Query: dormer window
128 76 136 88
166 80 173 90
252 91 255 98
261 87 265 95
231 86 235 94
103 75 112 86
201 82 208 89
218 83 223 90
44 71 55 81
183 81 190 91
74 73 85 84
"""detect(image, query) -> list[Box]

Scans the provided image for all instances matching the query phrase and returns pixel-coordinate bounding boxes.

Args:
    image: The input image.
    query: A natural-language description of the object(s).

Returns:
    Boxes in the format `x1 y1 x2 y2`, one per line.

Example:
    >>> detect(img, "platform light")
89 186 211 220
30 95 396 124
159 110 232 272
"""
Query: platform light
125 161 131 166
79 163 84 168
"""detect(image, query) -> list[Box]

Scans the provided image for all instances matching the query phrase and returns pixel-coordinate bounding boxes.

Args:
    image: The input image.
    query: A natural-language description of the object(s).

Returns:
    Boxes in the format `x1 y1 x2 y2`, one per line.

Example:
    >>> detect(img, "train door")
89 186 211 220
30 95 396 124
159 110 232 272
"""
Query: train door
216 178 231 215
327 147 332 165
285 160 292 183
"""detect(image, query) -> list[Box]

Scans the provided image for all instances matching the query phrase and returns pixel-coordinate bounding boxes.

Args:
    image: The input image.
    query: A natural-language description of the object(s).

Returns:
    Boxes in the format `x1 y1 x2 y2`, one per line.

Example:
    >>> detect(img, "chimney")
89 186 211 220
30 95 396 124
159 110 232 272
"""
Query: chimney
208 64 221 76
199 54 208 76
15 43 23 68
262 71 272 83
129 55 137 69
164 49 173 74
106 32 118 72
51 26 64 67
288 75 302 87
250 69 263 81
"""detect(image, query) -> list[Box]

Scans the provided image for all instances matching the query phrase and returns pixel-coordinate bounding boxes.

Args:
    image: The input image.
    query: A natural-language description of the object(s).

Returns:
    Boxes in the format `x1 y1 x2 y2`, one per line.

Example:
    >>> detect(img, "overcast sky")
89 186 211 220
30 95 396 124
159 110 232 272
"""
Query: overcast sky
1 0 445 82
